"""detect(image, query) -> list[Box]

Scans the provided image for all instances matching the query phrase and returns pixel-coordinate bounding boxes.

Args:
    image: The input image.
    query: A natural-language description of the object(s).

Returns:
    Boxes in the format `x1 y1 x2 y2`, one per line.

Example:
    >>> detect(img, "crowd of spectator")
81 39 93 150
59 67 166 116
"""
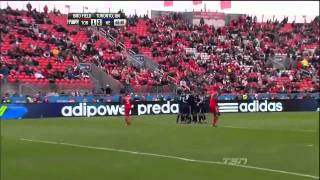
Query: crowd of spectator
1 5 319 97
0 5 91 85
78 29 171 92
105 12 319 95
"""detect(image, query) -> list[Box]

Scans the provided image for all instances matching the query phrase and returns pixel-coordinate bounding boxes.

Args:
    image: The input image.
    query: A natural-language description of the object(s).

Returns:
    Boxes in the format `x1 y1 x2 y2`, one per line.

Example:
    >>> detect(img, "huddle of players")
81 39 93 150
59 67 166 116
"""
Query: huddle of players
176 90 207 124
177 90 220 127
121 89 220 127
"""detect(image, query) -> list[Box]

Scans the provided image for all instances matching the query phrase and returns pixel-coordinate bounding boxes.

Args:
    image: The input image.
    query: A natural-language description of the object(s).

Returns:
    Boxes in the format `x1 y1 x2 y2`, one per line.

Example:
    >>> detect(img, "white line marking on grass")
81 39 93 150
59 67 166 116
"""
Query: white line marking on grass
219 125 317 133
307 144 314 147
20 138 319 179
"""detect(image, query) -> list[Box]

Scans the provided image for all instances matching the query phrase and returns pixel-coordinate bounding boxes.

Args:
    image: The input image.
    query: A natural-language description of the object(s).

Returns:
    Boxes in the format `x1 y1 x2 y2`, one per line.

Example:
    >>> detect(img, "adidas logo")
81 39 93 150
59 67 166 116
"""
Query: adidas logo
239 100 283 112
219 100 284 113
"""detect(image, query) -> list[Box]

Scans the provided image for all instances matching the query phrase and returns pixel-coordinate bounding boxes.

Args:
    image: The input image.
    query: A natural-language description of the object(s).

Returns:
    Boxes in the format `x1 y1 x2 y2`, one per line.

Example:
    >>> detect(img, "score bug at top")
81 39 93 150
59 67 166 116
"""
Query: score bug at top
67 13 126 27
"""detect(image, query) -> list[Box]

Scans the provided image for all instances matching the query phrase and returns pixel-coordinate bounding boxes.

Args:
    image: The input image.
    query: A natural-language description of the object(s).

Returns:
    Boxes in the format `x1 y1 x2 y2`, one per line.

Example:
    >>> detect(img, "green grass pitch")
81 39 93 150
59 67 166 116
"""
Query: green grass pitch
1 112 319 180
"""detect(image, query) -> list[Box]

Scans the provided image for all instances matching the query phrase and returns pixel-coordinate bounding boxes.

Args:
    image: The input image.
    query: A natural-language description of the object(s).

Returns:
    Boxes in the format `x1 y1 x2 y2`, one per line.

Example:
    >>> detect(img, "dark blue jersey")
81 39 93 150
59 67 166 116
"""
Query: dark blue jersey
196 94 204 106
188 94 196 107
179 93 189 105
178 93 190 114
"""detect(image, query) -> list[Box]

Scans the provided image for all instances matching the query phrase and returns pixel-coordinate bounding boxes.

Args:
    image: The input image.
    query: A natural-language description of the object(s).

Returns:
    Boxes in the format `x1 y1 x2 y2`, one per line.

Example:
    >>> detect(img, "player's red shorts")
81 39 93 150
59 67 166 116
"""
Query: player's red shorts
125 105 131 116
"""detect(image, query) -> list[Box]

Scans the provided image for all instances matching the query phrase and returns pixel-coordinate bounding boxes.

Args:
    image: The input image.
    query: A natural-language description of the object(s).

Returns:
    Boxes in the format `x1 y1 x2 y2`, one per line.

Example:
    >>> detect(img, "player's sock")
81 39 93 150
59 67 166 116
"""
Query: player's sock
128 117 132 125
125 116 130 126
193 114 197 123
188 115 192 123
176 114 180 123
213 117 218 126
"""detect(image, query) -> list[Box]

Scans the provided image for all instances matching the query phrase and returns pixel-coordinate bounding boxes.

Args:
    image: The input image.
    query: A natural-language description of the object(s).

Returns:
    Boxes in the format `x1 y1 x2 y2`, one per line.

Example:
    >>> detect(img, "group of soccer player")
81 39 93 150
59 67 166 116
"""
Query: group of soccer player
121 89 220 127
176 89 220 127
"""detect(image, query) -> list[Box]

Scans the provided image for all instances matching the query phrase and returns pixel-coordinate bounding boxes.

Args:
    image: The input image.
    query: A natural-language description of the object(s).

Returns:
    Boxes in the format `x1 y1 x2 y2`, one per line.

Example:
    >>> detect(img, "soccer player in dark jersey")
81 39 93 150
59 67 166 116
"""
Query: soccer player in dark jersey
188 91 197 123
195 91 205 123
178 91 189 123
176 88 183 123
192 91 200 123
199 92 207 123
185 90 192 123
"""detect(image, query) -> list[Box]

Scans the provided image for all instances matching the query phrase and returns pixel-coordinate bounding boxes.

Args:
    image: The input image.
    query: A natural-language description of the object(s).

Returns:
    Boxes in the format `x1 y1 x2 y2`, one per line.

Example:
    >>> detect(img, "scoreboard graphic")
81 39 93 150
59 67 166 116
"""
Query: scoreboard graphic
67 13 126 27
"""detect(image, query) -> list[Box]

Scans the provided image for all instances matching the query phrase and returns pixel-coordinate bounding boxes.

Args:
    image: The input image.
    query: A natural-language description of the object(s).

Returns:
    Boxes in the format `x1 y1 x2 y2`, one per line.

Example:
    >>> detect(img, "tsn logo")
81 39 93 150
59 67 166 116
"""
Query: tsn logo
239 100 283 112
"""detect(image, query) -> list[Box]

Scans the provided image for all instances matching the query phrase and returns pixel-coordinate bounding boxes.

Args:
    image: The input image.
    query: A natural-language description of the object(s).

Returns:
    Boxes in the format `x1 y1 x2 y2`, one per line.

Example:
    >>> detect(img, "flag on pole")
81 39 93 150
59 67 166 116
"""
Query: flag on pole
220 0 231 10
193 0 202 5
164 1 173 7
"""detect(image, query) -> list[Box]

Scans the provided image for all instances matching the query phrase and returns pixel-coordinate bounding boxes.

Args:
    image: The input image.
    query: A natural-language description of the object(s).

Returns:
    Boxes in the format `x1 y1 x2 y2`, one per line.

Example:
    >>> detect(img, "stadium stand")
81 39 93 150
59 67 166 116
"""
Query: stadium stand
0 7 92 91
107 13 319 94
0 5 319 100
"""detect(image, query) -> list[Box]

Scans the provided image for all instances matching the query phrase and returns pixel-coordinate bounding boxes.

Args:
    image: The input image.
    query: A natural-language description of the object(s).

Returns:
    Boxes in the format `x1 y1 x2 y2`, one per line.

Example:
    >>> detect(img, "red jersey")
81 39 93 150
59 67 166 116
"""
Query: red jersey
209 95 218 108
209 94 219 114
124 95 131 107
124 95 132 116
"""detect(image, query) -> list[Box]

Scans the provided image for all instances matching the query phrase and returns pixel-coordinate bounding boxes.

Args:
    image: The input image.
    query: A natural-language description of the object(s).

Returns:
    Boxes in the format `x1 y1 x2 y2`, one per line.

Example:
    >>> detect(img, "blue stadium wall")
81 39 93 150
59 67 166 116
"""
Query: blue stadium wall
0 99 319 120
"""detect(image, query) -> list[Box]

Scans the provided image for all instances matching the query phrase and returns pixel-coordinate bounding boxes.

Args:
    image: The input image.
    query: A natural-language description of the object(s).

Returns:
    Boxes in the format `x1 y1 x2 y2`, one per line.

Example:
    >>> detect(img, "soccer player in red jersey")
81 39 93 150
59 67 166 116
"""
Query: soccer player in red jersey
123 93 132 127
209 92 220 127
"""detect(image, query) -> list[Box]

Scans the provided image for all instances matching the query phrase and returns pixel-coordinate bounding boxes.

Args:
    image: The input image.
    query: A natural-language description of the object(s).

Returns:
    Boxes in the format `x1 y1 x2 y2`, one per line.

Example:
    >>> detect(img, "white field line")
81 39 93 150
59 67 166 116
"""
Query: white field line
219 125 317 133
20 138 319 179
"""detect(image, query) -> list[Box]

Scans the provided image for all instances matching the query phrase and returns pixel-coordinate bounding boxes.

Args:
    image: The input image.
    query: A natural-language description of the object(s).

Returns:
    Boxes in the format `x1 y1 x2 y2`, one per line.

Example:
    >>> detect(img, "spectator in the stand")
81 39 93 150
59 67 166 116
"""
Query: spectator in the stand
131 45 139 54
143 14 149 20
26 95 33 103
26 2 32 12
0 64 10 77
34 71 44 79
104 84 112 95
43 5 48 14
111 68 121 80
51 47 59 57
1 94 11 103
301 57 309 68
46 62 52 70
1 96 11 104
64 69 75 80
200 17 205 26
